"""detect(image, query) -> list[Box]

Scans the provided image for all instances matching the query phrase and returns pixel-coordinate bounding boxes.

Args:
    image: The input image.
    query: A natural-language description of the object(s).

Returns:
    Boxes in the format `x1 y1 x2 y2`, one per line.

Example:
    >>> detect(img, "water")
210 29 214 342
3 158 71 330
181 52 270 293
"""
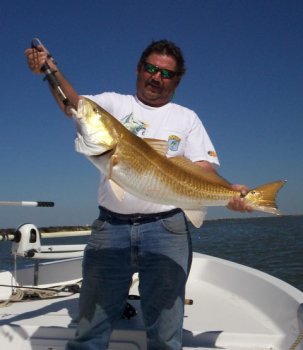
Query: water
1 215 302 291
190 215 303 291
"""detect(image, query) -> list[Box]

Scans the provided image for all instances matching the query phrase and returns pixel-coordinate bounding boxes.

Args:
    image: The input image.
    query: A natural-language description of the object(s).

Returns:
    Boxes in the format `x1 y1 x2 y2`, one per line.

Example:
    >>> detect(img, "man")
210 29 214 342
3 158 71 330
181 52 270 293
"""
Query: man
25 40 251 350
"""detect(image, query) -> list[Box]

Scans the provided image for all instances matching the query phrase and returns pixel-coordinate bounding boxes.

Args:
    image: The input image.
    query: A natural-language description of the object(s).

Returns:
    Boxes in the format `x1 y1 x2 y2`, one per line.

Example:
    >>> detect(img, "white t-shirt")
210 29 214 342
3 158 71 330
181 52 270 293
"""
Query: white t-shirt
84 92 220 214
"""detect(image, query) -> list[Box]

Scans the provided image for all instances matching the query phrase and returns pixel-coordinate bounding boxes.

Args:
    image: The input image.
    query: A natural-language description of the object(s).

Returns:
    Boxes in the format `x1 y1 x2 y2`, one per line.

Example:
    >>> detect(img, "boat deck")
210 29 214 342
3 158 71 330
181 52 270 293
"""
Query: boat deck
0 302 279 349
0 279 284 349
0 253 302 349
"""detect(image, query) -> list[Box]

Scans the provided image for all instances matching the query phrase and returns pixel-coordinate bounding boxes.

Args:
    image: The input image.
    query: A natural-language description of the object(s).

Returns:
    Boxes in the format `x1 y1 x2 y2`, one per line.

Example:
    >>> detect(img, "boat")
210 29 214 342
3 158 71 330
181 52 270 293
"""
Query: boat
1 221 303 350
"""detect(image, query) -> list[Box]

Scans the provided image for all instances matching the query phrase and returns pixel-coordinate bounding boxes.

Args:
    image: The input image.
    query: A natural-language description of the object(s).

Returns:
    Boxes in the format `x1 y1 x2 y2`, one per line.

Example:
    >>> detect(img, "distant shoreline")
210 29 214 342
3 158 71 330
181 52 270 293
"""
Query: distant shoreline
1 214 302 234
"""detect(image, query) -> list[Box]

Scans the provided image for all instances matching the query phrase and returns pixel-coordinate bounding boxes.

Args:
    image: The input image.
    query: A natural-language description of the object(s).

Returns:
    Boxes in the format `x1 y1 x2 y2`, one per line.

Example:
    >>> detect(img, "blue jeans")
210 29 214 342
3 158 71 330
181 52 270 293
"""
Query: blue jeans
66 207 192 350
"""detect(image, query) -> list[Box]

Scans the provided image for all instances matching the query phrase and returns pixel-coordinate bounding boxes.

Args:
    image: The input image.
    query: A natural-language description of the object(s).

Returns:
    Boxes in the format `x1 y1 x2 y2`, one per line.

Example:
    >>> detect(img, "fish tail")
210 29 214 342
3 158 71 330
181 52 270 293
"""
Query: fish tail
247 180 286 215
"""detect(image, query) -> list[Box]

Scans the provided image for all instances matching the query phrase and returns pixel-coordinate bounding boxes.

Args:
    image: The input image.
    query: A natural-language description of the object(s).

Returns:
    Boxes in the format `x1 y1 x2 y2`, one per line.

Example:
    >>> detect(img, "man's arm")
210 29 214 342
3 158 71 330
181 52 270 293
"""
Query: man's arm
24 45 80 116
195 160 253 213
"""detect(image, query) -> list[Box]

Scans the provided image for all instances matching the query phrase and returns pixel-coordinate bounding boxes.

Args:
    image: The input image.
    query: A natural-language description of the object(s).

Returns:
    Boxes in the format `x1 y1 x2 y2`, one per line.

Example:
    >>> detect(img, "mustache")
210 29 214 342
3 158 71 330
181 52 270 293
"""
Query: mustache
146 79 162 88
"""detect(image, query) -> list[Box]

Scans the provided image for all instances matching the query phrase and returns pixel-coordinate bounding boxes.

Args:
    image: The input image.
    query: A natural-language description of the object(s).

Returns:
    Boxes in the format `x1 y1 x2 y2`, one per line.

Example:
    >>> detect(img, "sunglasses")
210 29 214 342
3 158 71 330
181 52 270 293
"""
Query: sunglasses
143 62 179 79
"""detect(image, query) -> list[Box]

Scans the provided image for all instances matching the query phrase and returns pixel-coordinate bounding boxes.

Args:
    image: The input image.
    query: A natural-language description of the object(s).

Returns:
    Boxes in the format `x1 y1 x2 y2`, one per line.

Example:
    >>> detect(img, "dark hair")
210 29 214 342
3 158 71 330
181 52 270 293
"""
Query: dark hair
138 40 186 77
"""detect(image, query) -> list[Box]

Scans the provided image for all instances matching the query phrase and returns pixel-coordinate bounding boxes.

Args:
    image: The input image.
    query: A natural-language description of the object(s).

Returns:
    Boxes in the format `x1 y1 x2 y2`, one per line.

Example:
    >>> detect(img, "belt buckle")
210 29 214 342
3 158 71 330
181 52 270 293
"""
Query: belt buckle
131 215 143 223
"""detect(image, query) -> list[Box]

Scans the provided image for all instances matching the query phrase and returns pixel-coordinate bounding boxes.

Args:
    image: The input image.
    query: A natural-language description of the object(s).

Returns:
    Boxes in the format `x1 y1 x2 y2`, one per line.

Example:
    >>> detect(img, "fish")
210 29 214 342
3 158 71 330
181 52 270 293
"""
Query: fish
73 97 285 228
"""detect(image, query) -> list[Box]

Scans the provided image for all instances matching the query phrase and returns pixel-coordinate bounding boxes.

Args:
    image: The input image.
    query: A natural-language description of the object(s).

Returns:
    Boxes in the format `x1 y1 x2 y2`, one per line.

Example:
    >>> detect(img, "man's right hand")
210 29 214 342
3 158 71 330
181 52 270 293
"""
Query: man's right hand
24 45 56 74
24 43 79 115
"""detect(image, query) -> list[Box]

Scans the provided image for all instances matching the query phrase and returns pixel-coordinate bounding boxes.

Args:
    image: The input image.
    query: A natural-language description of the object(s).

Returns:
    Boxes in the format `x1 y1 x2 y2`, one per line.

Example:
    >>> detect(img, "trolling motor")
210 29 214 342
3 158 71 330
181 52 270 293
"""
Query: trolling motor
11 223 85 259
11 223 42 257
31 38 70 107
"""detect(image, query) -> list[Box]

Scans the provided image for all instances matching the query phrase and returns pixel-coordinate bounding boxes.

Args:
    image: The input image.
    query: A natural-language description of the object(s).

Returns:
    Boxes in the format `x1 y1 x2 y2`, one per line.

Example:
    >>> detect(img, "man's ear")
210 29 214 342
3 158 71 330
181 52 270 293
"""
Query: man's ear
136 63 142 75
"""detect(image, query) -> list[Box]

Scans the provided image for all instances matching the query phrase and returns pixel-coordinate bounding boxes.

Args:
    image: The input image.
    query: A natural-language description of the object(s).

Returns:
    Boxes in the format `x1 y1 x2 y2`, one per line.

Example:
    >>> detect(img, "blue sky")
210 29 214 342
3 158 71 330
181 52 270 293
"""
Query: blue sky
1 0 302 228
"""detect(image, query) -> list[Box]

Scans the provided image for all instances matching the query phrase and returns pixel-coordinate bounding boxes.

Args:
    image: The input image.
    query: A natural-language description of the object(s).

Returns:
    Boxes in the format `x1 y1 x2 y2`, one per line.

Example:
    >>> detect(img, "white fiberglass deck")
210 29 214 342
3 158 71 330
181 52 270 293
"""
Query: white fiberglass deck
0 253 302 350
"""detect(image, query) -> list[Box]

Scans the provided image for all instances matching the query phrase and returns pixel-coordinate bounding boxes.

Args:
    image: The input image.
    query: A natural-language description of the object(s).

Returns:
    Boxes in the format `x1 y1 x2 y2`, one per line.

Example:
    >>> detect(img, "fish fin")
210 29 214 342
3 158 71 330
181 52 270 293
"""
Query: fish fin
246 180 286 214
170 156 232 188
183 208 207 228
109 180 125 201
143 138 168 156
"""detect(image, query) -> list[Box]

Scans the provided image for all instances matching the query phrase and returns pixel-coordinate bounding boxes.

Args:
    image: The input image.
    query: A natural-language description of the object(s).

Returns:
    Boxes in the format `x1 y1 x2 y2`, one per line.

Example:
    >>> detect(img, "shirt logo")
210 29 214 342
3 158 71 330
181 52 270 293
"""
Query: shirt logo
208 150 217 157
168 135 181 151
121 113 147 136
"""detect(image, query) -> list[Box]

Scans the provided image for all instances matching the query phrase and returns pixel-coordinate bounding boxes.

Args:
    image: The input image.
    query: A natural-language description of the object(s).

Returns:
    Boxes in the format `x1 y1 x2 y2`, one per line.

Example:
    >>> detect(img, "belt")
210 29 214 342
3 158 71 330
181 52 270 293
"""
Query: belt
98 206 182 224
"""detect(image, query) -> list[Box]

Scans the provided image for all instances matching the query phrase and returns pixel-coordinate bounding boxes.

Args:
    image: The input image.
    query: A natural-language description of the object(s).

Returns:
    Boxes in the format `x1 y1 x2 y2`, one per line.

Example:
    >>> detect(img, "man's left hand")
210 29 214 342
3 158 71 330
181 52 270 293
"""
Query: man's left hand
227 184 253 213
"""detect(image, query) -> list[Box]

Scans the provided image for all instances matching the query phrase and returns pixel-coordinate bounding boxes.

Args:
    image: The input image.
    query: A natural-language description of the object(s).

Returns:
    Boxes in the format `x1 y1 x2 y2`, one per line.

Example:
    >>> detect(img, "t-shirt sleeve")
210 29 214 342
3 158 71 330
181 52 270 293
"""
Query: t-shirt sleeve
184 113 220 167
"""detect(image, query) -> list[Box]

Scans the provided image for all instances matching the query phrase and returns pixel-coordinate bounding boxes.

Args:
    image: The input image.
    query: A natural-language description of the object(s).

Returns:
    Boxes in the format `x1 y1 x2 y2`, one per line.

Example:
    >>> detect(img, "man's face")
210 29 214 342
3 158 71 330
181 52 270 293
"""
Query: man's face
136 53 180 107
